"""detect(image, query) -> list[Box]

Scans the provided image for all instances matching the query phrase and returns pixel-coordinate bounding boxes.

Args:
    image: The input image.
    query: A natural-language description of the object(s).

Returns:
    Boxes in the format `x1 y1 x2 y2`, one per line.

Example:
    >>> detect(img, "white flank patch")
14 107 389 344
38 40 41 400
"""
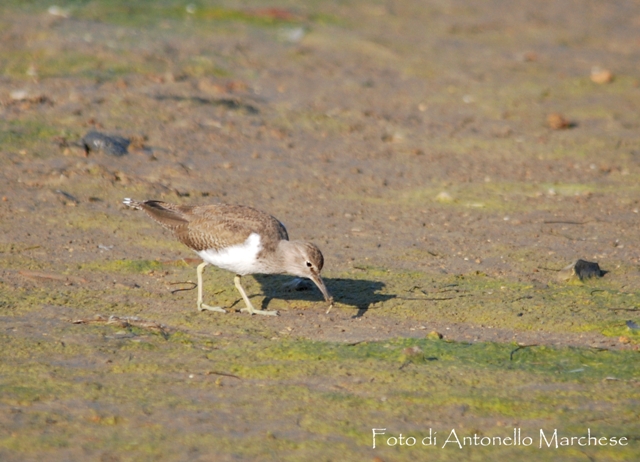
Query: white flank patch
197 232 262 275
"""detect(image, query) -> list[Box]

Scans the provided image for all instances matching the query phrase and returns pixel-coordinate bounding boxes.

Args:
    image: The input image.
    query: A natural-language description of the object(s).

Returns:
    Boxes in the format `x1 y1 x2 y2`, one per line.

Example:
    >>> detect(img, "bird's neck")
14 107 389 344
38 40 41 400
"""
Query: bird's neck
253 240 290 274
271 240 301 275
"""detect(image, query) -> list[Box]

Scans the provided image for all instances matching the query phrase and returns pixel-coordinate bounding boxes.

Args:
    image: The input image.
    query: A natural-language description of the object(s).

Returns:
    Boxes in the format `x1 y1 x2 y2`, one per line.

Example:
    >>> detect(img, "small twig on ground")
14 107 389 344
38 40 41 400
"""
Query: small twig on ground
206 371 241 380
543 220 592 225
55 189 80 204
8 245 42 253
511 295 534 302
510 344 538 361
169 281 197 294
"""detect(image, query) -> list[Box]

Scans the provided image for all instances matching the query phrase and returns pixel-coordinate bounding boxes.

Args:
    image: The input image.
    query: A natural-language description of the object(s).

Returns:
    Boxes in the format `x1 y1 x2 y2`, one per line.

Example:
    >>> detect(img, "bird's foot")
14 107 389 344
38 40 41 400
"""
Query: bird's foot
233 274 278 316
198 303 227 313
240 306 279 316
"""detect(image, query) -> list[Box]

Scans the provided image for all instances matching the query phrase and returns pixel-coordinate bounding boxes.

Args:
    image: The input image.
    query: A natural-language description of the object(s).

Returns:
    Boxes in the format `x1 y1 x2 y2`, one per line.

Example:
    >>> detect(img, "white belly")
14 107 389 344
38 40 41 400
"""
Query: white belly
196 233 263 275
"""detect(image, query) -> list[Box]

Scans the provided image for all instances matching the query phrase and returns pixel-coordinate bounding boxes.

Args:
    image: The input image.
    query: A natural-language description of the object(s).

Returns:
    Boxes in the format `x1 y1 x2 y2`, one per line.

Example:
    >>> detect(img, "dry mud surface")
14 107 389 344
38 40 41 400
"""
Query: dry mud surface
1 1 639 461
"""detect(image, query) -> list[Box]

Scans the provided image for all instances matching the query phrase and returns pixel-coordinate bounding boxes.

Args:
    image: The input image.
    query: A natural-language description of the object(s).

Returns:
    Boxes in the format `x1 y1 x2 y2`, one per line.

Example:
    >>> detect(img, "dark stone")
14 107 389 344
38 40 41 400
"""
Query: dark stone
82 131 129 156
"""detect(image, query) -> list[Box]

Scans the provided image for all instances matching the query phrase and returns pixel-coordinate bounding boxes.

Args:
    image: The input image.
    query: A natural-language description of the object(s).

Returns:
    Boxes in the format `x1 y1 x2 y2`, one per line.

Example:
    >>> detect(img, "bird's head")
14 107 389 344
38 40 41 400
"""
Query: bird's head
281 241 333 307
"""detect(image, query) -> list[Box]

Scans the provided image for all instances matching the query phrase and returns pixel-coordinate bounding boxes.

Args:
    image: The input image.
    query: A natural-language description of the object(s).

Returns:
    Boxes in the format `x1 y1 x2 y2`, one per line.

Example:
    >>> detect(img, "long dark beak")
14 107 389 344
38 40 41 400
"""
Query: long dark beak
309 271 334 314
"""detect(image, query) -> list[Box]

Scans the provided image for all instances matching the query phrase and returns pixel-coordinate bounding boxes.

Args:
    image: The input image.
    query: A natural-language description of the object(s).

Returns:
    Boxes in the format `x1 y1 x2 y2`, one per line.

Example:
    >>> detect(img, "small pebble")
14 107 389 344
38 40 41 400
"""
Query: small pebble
590 67 614 84
10 89 29 100
81 131 130 157
435 191 453 202
48 6 70 18
547 113 571 130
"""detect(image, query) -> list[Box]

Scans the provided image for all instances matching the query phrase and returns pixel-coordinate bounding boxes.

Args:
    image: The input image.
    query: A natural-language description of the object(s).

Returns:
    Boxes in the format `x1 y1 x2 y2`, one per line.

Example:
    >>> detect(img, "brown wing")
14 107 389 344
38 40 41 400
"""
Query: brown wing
136 201 289 252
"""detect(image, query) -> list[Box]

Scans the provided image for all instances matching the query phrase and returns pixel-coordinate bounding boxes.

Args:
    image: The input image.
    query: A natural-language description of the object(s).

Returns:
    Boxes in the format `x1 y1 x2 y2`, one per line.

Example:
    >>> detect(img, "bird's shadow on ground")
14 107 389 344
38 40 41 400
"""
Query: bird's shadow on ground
253 275 394 317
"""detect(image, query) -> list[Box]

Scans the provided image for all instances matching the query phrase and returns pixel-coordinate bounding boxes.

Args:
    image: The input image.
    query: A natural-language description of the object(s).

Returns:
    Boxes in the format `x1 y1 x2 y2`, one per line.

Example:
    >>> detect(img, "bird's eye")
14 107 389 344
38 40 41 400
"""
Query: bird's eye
306 261 313 268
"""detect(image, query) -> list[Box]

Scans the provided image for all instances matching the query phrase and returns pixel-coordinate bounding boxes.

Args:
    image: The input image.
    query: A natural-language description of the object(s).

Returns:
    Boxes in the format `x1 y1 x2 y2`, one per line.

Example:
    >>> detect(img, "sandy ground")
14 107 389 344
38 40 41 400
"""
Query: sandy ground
2 1 639 348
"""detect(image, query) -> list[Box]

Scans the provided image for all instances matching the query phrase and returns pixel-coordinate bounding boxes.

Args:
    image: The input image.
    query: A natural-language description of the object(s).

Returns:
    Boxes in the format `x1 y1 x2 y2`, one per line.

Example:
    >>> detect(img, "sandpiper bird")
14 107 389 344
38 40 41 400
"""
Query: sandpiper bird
123 199 333 316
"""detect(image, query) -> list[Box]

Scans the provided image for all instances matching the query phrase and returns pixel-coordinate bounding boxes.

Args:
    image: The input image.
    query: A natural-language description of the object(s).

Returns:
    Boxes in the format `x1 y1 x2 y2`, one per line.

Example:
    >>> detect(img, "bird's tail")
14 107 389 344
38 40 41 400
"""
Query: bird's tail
123 198 142 209
122 198 189 230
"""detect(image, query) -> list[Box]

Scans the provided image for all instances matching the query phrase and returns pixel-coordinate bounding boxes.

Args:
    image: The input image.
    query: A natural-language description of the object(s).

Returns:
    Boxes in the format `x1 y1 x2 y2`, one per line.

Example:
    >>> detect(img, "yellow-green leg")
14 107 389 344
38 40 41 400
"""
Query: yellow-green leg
196 262 226 313
236 275 278 316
